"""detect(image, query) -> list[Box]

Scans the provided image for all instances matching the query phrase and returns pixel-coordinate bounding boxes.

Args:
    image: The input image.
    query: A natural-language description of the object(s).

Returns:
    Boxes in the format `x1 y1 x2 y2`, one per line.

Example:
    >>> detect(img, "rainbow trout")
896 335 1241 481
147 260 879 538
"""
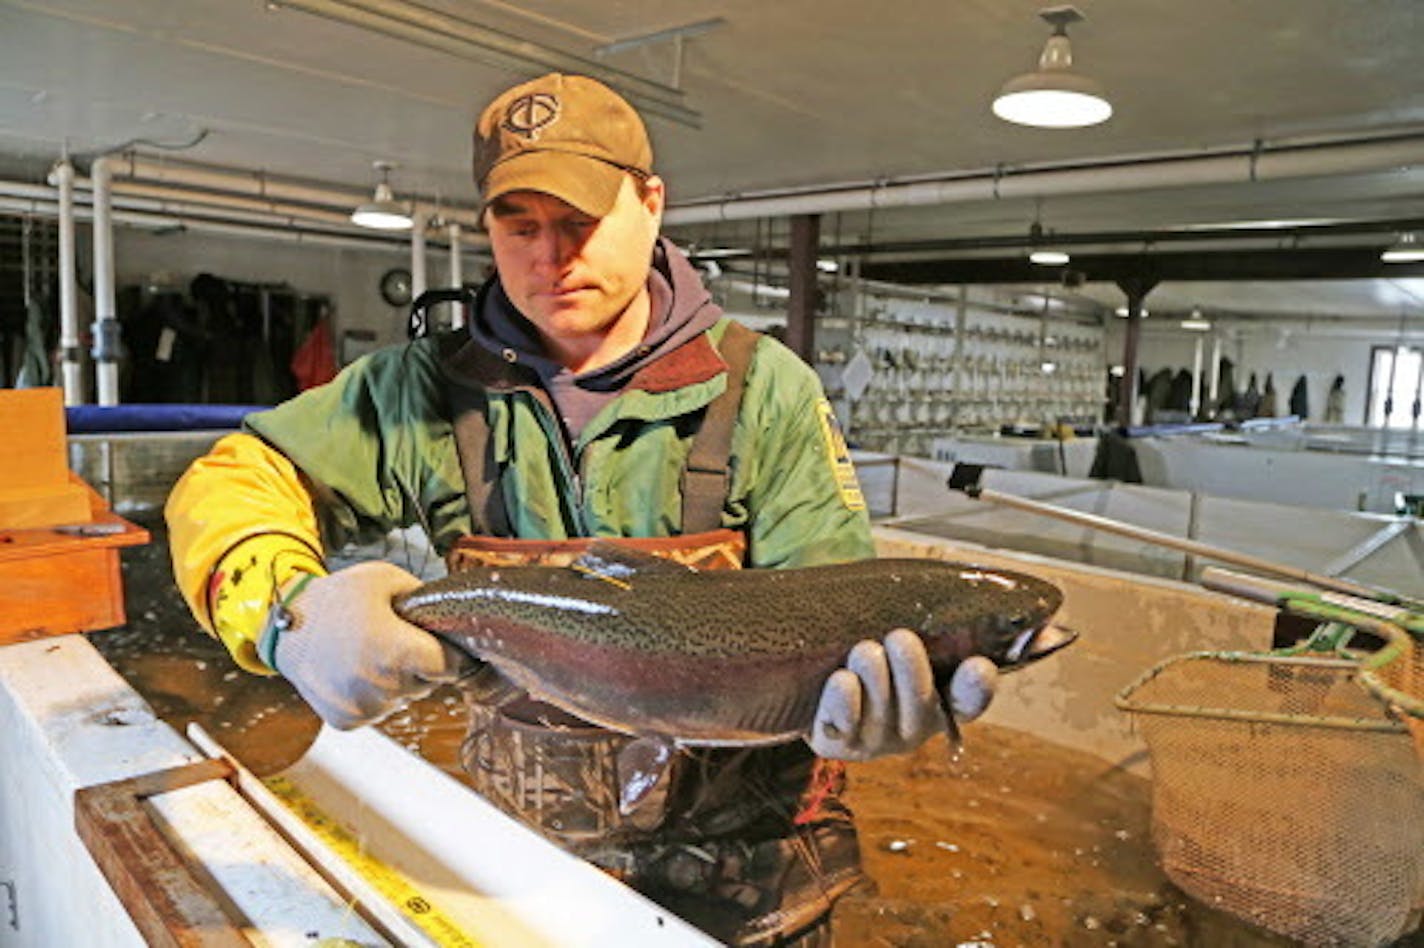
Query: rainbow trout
395 544 1071 809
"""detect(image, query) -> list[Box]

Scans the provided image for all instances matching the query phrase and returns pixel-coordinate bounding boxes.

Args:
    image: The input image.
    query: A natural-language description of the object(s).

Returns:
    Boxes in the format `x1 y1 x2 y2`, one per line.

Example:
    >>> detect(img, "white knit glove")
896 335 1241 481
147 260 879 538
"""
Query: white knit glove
262 561 470 729
807 629 998 761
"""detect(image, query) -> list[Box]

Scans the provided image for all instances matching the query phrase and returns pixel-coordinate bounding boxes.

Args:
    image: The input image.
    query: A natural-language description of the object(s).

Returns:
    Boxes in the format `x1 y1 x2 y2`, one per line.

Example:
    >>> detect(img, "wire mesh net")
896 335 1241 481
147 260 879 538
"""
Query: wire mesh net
1119 649 1424 946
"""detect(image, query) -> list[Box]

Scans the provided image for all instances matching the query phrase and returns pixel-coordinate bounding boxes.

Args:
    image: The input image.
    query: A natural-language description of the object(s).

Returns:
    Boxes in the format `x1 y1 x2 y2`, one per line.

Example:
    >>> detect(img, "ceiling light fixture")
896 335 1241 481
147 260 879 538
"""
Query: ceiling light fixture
993 6 1112 129
1026 217 1070 266
1382 232 1424 263
351 161 413 231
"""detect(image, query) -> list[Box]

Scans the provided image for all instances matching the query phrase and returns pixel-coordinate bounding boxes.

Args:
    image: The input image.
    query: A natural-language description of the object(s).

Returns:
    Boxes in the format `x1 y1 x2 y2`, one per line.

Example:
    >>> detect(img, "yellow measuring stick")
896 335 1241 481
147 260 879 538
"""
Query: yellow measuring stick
263 775 483 948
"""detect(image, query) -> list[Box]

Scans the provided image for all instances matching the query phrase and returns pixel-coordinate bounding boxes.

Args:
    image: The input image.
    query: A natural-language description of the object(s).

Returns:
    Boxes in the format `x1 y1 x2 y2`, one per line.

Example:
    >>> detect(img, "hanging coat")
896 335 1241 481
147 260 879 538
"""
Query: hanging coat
1289 374 1310 420
1325 375 1346 423
1216 357 1239 420
290 315 339 391
14 297 51 388
1260 372 1278 418
1240 372 1262 418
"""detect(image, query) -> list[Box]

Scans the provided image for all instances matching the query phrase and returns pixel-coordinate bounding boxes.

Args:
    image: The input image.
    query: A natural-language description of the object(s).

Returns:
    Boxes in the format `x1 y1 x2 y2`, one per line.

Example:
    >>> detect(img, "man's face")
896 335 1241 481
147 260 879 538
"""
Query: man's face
485 175 664 347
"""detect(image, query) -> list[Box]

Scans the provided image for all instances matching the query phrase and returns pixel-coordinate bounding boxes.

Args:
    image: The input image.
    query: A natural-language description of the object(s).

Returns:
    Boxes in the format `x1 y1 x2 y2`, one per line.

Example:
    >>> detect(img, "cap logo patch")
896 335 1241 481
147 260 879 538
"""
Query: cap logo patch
502 92 560 140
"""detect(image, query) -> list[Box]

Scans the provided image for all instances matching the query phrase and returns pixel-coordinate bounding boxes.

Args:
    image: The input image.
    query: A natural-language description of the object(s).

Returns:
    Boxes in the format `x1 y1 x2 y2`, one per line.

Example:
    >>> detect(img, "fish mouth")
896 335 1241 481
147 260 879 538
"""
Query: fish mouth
1004 623 1078 667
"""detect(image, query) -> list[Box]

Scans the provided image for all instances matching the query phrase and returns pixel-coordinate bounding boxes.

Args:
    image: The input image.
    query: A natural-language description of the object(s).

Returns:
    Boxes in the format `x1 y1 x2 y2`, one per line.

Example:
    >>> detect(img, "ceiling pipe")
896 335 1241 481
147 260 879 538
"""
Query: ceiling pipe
696 219 1424 263
663 132 1424 226
57 176 360 231
92 177 358 228
90 156 119 406
52 160 83 406
4 178 492 256
112 152 486 232
0 192 436 254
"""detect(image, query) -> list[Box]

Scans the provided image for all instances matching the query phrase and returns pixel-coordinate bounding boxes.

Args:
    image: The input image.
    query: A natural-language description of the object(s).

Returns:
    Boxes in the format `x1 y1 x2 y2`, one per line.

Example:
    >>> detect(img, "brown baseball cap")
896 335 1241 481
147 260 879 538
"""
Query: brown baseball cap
472 73 653 219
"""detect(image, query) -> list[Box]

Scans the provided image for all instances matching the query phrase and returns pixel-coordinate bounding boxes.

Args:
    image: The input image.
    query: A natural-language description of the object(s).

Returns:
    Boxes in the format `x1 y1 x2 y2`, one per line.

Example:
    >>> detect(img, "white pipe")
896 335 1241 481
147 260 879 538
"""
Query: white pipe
101 178 356 228
118 153 485 231
411 209 428 300
53 160 83 406
1190 335 1203 418
662 133 1424 226
90 156 118 406
448 221 465 330
19 177 424 241
0 193 418 255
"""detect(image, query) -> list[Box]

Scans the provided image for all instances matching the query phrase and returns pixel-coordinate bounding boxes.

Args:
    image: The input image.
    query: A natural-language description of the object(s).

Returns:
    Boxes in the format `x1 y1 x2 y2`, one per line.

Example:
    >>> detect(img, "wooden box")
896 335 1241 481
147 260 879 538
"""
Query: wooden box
1 387 149 643
0 474 148 644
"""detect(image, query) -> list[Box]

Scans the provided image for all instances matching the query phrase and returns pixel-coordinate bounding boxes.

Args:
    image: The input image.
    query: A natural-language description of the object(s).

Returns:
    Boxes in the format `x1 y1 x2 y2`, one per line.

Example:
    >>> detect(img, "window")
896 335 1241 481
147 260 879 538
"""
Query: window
1367 346 1424 428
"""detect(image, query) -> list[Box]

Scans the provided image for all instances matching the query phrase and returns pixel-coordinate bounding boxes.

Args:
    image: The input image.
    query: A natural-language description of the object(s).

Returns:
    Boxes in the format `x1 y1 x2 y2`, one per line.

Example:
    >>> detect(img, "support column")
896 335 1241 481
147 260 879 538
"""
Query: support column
785 214 820 363
1114 276 1158 427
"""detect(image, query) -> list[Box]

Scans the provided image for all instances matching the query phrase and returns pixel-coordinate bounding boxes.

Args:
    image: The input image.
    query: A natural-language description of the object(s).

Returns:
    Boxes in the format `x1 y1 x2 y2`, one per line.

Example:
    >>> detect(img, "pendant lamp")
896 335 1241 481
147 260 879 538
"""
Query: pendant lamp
352 161 413 231
994 6 1112 129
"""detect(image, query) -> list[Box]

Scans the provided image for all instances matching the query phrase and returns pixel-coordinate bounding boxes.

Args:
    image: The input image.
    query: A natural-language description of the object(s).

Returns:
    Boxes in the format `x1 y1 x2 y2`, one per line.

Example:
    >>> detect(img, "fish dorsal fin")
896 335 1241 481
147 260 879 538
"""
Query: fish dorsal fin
571 541 696 588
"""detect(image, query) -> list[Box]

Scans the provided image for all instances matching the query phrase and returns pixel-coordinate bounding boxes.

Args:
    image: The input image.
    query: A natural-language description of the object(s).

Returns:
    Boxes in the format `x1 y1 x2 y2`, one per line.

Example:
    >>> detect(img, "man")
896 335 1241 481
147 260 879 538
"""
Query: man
167 73 995 946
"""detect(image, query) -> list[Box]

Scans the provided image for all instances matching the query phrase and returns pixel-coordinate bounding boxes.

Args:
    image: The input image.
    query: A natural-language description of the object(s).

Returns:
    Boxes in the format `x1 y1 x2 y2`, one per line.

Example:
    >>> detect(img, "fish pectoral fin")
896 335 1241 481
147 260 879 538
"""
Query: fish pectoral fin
615 735 677 816
454 662 524 707
937 684 964 752
574 542 696 587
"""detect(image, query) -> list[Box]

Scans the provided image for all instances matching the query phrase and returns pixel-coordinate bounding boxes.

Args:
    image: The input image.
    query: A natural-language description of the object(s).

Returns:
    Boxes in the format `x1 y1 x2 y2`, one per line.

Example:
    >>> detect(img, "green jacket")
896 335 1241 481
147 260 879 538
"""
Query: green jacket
246 317 873 568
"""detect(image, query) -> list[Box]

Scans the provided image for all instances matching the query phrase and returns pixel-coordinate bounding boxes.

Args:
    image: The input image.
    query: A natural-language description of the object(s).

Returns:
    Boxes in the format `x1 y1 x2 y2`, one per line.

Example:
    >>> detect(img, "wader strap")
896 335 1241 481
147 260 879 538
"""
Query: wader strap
440 328 516 538
681 321 760 534
444 322 761 538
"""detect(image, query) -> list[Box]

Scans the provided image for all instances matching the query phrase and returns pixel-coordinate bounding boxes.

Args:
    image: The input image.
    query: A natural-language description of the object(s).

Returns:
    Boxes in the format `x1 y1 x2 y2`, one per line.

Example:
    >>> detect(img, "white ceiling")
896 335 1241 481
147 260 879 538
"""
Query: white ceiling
4 0 1424 319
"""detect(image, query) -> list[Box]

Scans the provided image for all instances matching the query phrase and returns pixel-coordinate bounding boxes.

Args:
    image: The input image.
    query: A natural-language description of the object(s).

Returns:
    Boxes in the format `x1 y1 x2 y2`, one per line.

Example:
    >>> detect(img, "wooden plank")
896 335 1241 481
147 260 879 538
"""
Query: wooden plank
3 387 68 493
0 481 92 529
74 759 252 948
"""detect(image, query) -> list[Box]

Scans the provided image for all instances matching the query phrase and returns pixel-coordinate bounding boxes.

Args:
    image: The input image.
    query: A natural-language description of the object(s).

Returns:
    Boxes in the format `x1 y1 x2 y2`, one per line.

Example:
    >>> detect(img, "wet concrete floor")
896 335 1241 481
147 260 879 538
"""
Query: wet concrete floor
90 514 1417 947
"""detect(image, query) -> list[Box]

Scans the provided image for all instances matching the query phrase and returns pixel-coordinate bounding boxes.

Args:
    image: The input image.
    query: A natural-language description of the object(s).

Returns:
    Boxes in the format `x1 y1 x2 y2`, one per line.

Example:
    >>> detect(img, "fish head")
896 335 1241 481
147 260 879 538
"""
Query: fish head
920 566 1072 674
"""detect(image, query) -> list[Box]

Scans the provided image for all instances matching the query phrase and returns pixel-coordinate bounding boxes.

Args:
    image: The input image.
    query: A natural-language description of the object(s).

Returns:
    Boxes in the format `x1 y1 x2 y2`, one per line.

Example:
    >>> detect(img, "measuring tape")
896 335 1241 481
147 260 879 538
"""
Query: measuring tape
263 775 483 948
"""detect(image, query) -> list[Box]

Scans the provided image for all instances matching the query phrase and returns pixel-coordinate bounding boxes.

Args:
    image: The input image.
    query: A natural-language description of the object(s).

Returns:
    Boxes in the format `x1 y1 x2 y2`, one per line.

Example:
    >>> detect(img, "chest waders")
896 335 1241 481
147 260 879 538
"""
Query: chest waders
439 322 858 947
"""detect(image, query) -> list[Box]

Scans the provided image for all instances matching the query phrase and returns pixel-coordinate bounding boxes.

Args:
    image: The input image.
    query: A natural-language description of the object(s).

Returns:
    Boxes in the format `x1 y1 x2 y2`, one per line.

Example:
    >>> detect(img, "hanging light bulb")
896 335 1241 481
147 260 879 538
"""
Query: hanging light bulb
993 6 1112 129
351 160 413 231
1181 306 1212 331
1026 218 1070 265
1382 232 1424 263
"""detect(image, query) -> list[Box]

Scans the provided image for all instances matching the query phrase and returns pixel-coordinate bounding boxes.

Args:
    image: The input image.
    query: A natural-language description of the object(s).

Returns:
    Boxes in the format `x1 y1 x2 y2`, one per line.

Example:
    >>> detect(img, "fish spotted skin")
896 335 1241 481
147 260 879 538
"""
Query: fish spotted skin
394 552 1064 746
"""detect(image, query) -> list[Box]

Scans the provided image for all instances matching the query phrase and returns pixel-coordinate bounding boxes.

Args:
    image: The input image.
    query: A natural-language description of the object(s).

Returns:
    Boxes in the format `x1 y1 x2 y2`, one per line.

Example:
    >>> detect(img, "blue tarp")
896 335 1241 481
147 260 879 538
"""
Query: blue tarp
65 404 269 433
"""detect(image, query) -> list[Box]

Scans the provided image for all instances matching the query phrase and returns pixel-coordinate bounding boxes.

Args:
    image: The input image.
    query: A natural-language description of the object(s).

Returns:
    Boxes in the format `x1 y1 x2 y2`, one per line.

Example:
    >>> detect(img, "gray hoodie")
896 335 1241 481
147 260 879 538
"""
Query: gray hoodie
472 236 724 441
